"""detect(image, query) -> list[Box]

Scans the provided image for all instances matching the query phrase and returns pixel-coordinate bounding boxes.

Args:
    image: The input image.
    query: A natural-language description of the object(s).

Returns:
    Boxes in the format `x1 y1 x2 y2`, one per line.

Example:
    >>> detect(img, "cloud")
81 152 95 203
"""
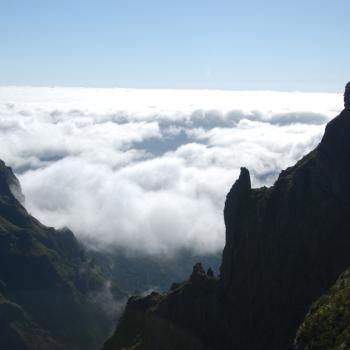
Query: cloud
0 87 342 256
90 280 127 323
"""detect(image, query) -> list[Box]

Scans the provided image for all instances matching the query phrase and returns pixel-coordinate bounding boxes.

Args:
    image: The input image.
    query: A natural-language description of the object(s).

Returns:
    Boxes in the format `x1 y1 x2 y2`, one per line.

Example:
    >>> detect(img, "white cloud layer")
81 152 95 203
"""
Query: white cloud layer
0 87 343 255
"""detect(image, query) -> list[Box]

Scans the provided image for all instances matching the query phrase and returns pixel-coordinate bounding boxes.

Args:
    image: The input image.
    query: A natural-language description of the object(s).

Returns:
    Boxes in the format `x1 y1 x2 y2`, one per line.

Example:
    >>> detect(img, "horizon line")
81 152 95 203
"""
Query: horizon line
0 85 342 95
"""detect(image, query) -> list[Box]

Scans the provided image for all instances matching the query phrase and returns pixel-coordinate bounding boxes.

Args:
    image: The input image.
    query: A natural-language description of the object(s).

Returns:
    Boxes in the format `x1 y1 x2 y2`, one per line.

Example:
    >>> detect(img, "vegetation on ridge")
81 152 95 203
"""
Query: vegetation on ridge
296 268 350 350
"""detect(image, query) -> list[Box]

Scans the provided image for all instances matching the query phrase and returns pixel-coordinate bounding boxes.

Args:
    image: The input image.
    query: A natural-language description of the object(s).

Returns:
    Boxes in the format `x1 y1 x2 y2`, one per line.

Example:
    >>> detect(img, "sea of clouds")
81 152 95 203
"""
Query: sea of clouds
0 87 342 256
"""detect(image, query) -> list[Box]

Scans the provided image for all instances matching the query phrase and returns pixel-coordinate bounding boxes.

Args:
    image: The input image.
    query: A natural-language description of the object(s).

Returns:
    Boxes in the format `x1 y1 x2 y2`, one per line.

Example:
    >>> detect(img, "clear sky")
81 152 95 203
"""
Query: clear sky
1 0 349 91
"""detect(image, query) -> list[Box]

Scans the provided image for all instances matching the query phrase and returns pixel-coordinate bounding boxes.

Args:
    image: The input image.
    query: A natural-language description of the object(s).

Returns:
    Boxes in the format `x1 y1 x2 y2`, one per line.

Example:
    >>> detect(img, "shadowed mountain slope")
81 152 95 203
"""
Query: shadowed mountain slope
0 160 124 350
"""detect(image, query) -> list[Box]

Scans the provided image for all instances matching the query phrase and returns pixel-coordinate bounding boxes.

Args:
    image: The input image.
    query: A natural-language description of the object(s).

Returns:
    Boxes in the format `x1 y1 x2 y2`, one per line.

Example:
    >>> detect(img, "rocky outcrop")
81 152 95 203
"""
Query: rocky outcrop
344 81 350 109
104 84 350 350
221 166 251 289
91 248 221 294
103 266 219 350
0 160 24 203
0 161 124 349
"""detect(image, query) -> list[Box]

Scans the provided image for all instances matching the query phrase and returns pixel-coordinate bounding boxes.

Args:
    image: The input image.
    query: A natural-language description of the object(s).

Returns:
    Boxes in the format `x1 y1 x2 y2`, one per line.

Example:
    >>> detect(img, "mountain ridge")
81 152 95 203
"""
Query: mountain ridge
0 160 124 349
103 83 350 350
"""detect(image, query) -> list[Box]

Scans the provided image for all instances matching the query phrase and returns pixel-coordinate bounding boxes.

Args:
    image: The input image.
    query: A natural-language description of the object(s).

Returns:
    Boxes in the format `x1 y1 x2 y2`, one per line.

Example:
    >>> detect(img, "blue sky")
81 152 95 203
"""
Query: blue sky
1 0 349 91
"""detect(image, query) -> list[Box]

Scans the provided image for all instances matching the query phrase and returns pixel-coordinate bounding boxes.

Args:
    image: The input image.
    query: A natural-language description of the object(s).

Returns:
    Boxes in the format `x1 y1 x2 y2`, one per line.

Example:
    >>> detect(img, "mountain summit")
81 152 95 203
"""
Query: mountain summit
104 83 350 350
344 81 350 109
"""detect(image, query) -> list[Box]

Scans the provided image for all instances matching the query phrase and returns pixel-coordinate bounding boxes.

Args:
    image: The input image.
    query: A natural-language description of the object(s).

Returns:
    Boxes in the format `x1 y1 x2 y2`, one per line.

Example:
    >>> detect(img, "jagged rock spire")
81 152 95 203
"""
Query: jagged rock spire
345 82 350 109
0 159 25 203
190 262 207 282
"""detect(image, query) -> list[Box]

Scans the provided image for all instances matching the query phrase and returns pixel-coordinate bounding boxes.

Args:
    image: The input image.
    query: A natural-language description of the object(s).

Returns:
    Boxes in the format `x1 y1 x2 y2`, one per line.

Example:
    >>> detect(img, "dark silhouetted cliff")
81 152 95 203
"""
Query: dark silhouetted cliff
104 83 350 350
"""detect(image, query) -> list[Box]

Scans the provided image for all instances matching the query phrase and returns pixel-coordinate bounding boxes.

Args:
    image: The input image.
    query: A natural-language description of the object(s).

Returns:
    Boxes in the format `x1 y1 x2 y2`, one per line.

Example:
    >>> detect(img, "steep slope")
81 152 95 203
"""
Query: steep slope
295 267 350 350
104 84 350 350
0 160 124 350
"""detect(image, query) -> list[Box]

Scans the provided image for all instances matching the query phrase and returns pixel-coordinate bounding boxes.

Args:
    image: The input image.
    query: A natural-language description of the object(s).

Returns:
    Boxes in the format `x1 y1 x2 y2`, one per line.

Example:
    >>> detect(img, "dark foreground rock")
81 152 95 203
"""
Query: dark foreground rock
104 83 350 350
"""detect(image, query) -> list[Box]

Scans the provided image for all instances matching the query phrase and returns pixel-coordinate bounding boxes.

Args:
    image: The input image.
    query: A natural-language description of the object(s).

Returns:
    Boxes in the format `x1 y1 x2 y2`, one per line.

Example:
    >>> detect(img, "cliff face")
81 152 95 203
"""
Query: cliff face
344 82 350 110
220 107 350 350
0 161 124 349
104 86 350 350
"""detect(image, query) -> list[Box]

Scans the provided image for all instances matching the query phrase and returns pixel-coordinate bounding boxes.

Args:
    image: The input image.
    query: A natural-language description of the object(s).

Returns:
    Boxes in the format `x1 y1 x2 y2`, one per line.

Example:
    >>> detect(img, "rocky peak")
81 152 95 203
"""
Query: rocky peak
235 167 251 191
0 160 25 203
221 167 251 285
207 267 214 278
316 89 350 204
345 81 350 109
190 262 206 282
223 167 251 232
